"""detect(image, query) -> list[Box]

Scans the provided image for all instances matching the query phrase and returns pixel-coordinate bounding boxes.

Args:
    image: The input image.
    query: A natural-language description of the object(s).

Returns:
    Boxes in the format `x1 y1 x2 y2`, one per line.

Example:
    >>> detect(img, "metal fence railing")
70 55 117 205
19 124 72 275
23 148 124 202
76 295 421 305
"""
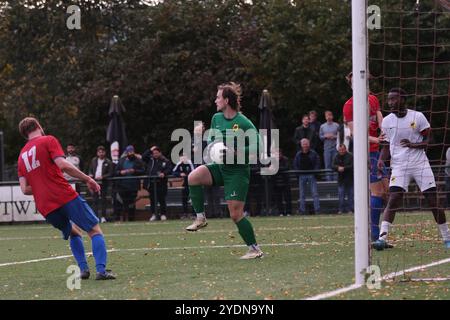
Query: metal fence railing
1 165 449 222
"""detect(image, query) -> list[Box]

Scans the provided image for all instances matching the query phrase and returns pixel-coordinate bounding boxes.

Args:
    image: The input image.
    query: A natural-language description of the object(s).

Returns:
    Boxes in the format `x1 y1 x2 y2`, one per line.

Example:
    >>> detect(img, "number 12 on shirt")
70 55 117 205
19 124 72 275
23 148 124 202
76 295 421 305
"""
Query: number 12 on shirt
21 145 41 172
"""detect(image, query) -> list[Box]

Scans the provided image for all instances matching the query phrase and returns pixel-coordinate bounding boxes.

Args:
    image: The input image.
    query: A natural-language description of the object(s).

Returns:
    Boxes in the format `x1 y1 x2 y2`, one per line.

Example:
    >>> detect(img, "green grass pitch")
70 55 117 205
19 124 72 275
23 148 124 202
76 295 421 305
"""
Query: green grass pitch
0 213 448 299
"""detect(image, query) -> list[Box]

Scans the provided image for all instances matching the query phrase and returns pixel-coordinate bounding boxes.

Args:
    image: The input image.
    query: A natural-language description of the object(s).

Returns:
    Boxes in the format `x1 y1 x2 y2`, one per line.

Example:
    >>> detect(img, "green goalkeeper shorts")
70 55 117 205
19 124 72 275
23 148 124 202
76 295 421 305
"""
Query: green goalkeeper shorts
206 163 250 202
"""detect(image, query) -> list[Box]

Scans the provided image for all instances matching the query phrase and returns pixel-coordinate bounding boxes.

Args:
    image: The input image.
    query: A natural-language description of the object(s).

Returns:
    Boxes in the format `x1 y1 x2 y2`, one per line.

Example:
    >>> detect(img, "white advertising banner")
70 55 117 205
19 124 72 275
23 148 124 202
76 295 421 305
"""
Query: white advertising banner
0 183 76 223
0 185 45 222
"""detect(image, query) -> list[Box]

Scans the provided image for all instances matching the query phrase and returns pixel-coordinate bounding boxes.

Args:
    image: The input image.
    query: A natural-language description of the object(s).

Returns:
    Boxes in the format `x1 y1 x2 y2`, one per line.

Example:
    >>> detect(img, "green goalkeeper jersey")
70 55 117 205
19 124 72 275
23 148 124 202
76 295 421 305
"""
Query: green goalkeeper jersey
207 112 260 167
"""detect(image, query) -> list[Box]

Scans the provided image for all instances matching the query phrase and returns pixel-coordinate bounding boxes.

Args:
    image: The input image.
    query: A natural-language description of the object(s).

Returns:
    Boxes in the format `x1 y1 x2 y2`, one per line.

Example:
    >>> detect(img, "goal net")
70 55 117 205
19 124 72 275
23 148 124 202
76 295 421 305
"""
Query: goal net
367 0 450 285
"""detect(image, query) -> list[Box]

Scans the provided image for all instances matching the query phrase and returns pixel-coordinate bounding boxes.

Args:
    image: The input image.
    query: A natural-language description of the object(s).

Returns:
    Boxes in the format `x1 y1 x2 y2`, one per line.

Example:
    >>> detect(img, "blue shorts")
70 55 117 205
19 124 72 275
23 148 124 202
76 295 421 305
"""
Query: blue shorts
370 151 387 183
45 196 99 240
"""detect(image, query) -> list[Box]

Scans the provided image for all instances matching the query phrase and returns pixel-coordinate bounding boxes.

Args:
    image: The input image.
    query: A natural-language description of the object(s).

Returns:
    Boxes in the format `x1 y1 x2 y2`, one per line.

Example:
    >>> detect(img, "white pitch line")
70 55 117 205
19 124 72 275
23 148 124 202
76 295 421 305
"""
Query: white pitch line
305 257 450 300
0 221 434 242
0 225 351 241
381 257 450 281
0 241 331 268
0 211 435 231
304 284 364 300
400 277 450 282
0 254 74 267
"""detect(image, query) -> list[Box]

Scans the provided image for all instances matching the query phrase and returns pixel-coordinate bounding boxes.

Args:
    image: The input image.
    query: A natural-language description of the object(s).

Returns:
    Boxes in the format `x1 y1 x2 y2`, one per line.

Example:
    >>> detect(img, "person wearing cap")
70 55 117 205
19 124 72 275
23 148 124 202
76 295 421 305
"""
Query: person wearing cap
115 145 145 221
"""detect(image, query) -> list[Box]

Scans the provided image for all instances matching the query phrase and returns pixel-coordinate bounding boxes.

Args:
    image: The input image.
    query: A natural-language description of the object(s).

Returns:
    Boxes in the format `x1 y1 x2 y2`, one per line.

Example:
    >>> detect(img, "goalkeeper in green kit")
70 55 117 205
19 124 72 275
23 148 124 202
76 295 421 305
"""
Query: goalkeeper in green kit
185 82 264 259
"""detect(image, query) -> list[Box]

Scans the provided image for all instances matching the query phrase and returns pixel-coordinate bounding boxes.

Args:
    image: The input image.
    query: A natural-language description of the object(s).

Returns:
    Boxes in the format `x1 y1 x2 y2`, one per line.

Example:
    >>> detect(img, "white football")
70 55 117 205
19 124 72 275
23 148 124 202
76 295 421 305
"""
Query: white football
209 141 227 164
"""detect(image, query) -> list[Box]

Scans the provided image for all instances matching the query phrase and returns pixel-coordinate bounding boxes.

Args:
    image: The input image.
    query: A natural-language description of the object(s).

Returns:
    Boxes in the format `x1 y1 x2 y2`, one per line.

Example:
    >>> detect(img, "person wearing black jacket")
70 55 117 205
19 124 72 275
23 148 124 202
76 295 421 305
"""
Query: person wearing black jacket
333 144 354 214
243 163 263 217
88 146 114 222
270 148 292 216
173 155 195 218
293 114 320 152
142 146 173 221
115 145 145 221
293 138 321 214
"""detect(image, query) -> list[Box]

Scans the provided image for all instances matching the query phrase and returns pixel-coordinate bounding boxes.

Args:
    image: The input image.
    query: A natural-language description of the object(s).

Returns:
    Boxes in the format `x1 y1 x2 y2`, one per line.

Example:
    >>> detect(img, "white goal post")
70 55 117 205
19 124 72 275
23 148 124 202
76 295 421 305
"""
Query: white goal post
351 0 370 285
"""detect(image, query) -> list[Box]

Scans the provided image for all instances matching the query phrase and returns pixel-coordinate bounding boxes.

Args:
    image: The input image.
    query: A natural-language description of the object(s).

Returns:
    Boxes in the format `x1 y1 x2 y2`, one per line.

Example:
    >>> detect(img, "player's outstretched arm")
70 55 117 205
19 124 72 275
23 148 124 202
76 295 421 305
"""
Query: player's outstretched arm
54 157 101 193
377 143 390 172
19 177 33 195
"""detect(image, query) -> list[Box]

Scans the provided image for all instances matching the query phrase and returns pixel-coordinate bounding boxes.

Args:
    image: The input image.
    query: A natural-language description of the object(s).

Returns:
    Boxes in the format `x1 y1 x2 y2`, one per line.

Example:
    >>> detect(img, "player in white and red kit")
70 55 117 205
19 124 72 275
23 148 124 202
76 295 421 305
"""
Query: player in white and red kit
17 117 116 280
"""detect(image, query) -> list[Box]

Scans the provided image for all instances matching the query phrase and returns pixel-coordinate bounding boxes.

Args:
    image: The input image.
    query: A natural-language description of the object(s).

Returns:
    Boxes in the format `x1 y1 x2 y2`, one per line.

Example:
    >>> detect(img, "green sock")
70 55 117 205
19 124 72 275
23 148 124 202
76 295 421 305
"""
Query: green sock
236 217 257 246
189 185 204 213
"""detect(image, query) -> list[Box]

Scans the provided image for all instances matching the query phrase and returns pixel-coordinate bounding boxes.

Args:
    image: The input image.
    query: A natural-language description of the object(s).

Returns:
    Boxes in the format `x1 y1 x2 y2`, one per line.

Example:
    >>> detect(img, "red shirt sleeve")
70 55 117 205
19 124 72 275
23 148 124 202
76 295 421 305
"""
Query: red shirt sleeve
343 100 353 122
369 94 380 113
46 136 65 160
17 158 25 178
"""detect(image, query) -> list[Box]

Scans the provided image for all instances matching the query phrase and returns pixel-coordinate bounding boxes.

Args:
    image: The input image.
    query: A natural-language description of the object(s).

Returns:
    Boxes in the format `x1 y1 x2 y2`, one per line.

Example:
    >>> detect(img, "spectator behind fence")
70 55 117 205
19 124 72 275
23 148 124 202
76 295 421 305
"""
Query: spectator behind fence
309 110 323 162
64 143 83 192
115 145 145 221
293 138 321 215
143 145 173 222
243 163 263 217
446 146 450 208
333 144 354 214
308 110 322 137
270 148 292 216
193 121 222 217
336 122 352 152
88 145 114 222
293 114 320 152
320 110 339 181
173 154 195 219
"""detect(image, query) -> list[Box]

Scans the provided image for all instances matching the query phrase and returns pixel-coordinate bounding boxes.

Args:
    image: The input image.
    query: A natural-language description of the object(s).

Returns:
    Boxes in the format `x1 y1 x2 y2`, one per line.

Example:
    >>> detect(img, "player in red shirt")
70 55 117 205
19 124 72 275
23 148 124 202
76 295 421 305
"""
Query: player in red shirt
17 117 115 280
343 72 390 246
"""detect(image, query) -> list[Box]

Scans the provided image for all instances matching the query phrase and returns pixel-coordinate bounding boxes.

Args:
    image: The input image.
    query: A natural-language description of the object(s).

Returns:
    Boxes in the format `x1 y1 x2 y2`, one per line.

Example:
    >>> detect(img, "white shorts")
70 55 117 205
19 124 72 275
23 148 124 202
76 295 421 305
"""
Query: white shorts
389 163 436 192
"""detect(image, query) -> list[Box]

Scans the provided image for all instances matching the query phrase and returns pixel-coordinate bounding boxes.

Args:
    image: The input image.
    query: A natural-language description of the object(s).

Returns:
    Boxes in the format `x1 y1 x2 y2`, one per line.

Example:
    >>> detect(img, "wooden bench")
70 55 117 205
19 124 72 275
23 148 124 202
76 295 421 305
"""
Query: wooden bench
290 180 340 213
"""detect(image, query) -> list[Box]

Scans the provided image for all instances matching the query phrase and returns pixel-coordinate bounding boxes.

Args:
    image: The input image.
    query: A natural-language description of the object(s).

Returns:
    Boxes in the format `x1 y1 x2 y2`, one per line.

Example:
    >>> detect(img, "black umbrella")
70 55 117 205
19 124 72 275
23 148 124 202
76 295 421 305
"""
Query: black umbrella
106 95 128 164
258 89 277 158
258 89 277 216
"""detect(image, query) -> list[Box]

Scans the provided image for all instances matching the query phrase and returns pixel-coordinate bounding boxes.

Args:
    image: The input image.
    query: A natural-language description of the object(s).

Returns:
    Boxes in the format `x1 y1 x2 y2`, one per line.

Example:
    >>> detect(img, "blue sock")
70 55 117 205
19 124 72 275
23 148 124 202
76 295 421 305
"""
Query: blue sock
370 196 383 242
69 235 89 271
91 234 107 274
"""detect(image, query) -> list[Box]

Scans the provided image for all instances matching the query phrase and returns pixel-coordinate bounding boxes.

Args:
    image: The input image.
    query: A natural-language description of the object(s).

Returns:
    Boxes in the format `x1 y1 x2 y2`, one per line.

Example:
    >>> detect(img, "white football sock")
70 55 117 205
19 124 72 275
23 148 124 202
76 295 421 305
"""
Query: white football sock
196 213 205 219
438 223 450 242
379 221 391 240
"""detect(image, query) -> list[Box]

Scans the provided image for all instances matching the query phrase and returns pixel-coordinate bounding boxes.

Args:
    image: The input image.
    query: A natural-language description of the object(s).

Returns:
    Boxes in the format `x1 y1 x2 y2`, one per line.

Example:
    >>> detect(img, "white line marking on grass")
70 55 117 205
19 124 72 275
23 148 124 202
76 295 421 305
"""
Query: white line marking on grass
0 222 433 241
0 211 435 231
400 277 450 282
0 226 350 241
305 257 450 300
0 254 74 267
381 257 450 282
0 241 332 268
304 284 364 300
